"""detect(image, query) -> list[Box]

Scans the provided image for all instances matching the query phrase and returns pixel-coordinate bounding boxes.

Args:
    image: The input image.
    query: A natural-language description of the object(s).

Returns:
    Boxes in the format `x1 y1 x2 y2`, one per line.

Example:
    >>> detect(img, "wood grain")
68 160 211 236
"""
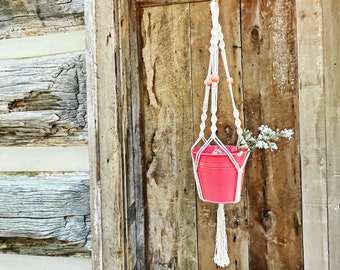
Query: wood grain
0 237 90 257
296 1 329 269
136 0 208 7
141 4 198 269
0 0 84 39
118 1 146 269
0 52 87 146
323 1 340 269
86 0 128 268
0 172 90 255
241 0 302 269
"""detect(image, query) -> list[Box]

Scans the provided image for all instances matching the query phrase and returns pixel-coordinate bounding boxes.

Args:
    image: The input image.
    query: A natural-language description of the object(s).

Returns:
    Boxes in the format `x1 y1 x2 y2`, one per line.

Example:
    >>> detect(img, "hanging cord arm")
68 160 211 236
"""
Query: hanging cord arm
210 1 244 145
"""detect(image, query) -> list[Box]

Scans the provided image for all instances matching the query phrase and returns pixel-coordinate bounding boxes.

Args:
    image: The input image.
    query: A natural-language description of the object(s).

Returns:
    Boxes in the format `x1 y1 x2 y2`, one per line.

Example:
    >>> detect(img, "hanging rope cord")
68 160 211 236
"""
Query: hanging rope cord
210 1 243 142
190 2 251 267
211 3 243 143
191 1 248 175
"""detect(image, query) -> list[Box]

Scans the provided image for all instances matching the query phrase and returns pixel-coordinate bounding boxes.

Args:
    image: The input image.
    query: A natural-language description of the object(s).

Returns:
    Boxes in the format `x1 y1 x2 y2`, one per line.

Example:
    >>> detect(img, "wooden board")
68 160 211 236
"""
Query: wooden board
0 172 90 256
323 1 340 269
0 52 87 146
118 1 146 269
136 0 208 7
0 0 84 39
241 0 303 269
296 1 328 269
0 237 90 257
141 4 198 269
86 0 130 268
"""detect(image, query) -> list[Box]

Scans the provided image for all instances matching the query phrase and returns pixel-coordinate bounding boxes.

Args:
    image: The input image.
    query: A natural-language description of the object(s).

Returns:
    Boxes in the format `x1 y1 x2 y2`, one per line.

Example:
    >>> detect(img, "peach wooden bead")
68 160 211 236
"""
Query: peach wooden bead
204 79 212 86
211 74 219 83
226 77 234 84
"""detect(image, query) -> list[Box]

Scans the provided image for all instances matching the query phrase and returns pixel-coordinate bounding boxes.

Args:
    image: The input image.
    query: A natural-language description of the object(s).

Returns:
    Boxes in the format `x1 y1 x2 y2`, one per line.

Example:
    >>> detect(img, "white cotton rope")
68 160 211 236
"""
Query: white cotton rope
210 1 232 267
190 1 250 267
210 0 243 143
214 204 230 267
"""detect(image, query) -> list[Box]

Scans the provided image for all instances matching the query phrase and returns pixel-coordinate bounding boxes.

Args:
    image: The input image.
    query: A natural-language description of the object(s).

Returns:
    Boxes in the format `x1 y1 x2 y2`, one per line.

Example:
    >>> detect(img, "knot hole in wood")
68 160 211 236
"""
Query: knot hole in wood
251 25 260 42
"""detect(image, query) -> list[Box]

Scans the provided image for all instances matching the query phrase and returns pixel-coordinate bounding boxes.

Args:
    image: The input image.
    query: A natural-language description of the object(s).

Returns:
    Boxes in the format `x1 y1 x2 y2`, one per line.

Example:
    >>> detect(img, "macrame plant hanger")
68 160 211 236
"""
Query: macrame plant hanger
191 0 250 267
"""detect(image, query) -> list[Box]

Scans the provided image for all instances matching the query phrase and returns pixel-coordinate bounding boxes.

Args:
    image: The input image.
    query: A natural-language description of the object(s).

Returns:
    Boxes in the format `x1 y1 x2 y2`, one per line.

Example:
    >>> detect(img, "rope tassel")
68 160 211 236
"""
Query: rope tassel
214 204 230 267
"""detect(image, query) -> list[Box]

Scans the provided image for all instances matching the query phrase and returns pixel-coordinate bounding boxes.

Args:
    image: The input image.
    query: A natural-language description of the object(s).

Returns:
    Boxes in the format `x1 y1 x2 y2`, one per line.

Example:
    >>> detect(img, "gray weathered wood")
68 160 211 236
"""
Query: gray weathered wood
0 237 91 257
296 1 329 269
119 1 146 269
0 172 90 249
0 0 84 39
0 52 87 146
323 1 340 269
85 0 128 268
141 4 198 269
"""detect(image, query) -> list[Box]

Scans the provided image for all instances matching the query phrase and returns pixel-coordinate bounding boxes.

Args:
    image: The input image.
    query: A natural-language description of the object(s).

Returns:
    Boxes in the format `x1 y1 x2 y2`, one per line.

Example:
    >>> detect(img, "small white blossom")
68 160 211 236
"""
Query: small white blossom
240 125 294 152
255 141 268 149
268 142 278 151
281 129 294 140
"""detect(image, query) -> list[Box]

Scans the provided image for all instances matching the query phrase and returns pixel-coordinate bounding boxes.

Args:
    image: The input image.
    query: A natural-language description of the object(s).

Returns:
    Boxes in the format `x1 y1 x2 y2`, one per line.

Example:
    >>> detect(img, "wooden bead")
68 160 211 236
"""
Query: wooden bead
204 78 212 86
211 74 219 83
226 77 234 84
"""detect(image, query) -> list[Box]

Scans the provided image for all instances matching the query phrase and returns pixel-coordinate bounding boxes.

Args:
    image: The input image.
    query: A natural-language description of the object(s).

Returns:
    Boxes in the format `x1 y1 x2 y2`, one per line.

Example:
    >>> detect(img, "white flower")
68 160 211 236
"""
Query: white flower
281 129 294 140
240 125 294 152
268 142 278 151
255 141 269 149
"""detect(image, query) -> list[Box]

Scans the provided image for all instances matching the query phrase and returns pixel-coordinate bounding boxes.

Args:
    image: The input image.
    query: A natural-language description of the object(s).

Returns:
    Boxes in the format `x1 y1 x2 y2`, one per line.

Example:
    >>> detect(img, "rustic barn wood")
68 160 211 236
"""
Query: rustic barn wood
0 172 90 255
0 0 84 39
0 237 90 257
86 0 340 269
241 0 302 269
136 0 208 7
0 52 87 146
86 0 148 268
323 1 340 269
141 4 198 269
118 1 146 269
296 1 329 269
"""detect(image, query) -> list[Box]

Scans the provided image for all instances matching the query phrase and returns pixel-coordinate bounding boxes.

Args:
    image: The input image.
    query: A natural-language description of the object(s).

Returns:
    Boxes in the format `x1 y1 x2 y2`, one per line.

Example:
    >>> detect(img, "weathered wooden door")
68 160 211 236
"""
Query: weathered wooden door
139 1 302 269
87 0 302 269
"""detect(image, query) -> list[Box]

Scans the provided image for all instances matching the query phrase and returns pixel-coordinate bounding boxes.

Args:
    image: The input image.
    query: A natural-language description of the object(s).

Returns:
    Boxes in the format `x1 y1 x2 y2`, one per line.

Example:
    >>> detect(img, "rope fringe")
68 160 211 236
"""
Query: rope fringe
214 204 230 267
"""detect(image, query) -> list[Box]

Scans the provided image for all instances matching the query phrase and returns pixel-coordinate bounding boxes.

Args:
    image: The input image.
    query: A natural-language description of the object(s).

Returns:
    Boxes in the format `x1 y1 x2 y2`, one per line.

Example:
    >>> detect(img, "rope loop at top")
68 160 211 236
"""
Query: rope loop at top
209 0 244 143
191 0 246 155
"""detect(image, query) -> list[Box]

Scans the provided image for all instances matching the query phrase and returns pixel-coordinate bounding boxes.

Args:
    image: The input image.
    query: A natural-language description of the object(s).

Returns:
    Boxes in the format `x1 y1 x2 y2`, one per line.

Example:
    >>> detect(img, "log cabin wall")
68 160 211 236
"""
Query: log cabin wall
0 0 91 257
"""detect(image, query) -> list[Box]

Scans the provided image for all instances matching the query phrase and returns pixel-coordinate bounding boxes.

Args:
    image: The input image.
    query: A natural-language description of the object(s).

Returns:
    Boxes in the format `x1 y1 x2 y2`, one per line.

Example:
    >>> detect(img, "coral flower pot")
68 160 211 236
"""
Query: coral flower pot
191 145 249 204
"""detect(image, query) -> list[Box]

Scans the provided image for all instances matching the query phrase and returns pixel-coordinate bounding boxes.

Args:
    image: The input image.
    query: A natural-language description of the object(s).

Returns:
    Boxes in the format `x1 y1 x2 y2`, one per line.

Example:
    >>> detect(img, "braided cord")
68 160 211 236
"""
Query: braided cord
210 1 244 142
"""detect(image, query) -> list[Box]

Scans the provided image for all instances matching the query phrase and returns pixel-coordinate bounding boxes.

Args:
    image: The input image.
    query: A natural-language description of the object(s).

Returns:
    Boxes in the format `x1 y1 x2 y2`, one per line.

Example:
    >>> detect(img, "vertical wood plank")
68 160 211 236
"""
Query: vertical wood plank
85 0 102 268
296 1 329 269
118 1 146 269
190 1 249 269
141 4 198 269
323 1 340 269
86 0 126 268
242 0 302 269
